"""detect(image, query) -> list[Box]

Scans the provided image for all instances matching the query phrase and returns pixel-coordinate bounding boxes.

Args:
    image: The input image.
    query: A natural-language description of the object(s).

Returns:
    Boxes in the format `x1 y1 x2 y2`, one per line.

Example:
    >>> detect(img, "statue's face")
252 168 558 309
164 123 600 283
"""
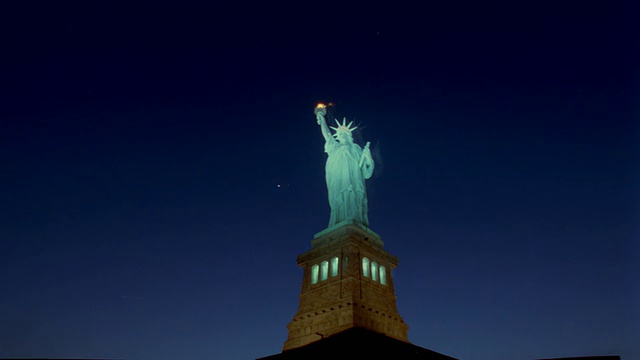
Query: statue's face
336 131 353 143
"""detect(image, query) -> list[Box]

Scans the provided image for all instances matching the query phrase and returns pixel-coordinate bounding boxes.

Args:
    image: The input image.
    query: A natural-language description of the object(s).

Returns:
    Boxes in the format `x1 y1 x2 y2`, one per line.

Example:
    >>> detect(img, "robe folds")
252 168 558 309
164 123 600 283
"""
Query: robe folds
324 139 374 227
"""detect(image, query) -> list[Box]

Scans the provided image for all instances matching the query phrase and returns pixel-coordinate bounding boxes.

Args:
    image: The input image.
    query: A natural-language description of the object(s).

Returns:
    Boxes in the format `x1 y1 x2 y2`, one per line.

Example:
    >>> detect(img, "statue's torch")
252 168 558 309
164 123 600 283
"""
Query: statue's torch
314 103 327 124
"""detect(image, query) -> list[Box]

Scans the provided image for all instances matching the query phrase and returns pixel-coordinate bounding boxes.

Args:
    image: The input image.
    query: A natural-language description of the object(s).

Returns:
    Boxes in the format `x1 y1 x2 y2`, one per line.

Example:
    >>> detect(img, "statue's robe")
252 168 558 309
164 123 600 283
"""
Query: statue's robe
324 139 373 227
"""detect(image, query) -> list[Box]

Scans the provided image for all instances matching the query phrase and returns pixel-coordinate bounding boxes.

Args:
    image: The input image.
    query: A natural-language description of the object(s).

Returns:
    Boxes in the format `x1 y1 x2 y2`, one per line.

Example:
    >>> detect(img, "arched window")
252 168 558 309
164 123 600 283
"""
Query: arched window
331 257 339 277
371 261 378 281
311 264 319 284
321 260 329 281
379 266 387 285
362 257 370 277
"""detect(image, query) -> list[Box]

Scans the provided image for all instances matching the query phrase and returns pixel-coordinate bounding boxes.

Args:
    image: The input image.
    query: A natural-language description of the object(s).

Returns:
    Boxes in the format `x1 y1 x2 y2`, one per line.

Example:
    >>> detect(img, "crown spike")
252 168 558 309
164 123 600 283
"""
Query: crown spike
330 116 359 136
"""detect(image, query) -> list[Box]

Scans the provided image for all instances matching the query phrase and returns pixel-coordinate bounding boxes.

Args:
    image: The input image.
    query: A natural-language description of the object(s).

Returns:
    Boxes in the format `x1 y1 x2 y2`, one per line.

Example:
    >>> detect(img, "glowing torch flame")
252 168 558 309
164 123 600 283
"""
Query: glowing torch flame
314 102 328 117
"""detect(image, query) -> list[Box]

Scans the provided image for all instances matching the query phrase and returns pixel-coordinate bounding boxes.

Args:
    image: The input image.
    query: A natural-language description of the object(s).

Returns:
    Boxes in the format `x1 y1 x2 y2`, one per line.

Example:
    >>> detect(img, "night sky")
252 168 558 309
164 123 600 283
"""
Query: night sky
1 3 637 360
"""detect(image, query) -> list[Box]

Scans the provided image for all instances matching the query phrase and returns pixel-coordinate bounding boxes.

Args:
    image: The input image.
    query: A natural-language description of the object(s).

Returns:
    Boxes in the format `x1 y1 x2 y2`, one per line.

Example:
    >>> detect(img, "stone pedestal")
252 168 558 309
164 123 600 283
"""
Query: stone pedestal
283 221 408 351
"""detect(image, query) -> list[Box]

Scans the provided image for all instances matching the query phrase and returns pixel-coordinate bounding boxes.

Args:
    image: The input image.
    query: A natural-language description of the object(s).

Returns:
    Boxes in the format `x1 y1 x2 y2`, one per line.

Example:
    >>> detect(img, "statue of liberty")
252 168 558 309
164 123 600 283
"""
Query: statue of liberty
314 103 374 227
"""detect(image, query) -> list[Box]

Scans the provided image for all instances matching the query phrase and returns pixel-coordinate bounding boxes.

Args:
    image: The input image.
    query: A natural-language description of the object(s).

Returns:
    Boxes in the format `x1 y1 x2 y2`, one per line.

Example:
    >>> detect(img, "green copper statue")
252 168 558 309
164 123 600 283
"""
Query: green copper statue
315 103 375 227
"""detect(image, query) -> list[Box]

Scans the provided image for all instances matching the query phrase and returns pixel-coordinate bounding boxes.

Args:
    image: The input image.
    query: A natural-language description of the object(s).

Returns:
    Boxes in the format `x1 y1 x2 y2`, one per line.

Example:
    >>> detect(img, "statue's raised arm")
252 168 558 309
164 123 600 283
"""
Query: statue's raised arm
314 103 335 143
314 103 375 228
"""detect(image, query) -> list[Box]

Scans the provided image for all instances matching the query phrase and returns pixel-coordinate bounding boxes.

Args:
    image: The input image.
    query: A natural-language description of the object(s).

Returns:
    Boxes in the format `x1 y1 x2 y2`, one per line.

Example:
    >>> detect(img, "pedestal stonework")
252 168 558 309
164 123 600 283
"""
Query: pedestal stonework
283 221 409 351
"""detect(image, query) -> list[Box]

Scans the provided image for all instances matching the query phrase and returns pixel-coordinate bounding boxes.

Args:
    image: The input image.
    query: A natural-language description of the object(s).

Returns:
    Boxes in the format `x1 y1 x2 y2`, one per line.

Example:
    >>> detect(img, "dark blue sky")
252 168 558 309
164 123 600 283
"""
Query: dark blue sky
1 3 637 360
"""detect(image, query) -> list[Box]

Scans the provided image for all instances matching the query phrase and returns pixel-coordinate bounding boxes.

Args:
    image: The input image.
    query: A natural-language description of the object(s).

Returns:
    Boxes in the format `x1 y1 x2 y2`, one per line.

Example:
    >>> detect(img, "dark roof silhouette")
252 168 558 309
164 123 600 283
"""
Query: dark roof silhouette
257 327 457 359
538 357 620 360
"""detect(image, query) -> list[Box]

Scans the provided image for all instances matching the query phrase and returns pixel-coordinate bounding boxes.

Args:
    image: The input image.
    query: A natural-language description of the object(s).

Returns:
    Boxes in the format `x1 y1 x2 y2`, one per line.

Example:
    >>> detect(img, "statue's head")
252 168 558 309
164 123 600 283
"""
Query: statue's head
330 118 357 143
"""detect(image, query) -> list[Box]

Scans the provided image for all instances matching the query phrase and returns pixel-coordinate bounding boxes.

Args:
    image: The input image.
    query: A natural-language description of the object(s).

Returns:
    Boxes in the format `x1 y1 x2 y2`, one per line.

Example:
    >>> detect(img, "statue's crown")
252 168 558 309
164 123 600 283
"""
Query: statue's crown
330 118 357 136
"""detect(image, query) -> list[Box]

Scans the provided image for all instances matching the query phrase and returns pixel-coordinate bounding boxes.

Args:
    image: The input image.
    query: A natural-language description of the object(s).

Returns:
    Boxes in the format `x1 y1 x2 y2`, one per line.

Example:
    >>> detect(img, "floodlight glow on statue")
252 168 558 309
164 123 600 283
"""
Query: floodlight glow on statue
315 103 374 228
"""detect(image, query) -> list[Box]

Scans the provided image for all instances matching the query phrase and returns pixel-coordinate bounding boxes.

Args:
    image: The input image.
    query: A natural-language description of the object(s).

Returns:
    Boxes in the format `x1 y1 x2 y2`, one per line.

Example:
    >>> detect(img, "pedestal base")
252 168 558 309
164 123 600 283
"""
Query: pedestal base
283 222 408 351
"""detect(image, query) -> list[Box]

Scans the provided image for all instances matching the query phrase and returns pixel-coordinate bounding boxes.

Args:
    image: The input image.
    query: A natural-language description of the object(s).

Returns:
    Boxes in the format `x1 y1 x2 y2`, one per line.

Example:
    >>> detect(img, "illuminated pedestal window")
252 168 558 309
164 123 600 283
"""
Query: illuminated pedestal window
310 257 341 285
331 257 339 277
371 262 378 281
311 264 319 284
320 260 329 281
379 266 387 285
362 257 370 277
